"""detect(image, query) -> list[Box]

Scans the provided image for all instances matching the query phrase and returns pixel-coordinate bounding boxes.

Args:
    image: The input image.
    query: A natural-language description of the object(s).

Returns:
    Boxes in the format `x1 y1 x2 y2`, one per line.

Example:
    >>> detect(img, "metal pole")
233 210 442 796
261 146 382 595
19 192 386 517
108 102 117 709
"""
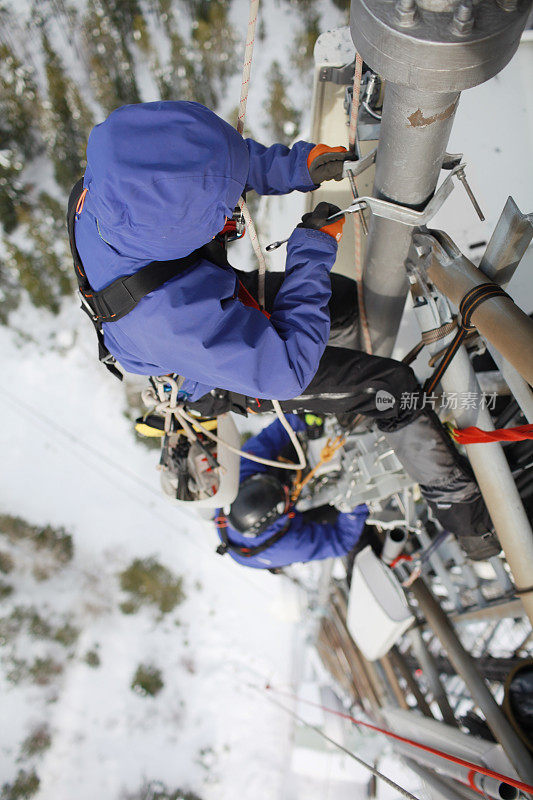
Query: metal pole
404 760 480 800
421 230 533 386
412 296 533 629
408 627 457 727
409 577 533 782
358 85 459 356
350 0 532 356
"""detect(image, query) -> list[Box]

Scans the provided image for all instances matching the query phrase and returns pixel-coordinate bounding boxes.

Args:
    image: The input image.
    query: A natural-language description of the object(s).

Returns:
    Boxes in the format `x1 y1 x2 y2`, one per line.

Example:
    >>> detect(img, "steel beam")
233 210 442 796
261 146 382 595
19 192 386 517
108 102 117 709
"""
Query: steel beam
409 577 533 781
412 295 533 629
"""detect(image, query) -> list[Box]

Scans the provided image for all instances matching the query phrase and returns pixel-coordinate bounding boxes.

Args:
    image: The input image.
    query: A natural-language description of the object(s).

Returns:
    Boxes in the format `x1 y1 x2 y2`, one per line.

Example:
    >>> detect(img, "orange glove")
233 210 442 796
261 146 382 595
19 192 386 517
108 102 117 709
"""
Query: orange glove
307 143 350 184
297 202 345 243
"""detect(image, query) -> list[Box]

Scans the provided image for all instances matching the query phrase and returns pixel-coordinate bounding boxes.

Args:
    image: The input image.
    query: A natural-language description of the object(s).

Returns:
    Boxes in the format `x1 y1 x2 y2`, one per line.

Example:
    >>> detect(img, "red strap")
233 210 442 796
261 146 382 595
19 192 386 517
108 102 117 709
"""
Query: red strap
237 281 271 319
452 423 533 444
265 686 533 795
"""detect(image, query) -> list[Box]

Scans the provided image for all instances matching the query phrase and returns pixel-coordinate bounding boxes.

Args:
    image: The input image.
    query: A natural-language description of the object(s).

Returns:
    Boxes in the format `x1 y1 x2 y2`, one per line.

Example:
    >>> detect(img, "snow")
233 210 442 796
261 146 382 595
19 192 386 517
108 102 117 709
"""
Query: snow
0 300 302 799
2 1 531 797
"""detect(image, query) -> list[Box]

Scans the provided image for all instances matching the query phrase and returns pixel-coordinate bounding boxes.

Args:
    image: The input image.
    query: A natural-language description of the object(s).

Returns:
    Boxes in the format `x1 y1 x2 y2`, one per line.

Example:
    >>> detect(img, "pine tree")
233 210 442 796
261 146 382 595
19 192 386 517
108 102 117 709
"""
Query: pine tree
82 0 141 114
265 61 301 144
0 43 42 233
41 31 94 190
190 0 238 109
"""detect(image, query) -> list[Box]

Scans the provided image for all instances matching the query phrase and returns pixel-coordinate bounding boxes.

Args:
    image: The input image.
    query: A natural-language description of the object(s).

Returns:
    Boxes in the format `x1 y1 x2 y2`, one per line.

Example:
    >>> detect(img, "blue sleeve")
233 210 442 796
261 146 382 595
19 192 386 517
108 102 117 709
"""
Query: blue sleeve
261 505 369 566
244 139 316 195
181 228 337 400
240 415 306 483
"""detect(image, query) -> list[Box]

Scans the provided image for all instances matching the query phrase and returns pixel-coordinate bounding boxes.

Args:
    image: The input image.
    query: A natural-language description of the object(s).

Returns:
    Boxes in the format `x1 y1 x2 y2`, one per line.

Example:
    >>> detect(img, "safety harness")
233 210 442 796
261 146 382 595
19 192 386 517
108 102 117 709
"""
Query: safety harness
67 179 265 381
214 514 292 558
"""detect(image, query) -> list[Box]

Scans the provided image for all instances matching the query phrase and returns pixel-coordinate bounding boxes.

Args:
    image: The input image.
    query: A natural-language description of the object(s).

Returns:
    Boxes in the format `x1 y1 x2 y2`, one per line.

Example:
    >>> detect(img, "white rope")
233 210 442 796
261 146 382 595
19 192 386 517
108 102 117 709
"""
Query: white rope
349 53 373 355
144 377 306 471
238 197 267 309
178 404 307 471
236 0 259 138
236 0 266 310
232 0 305 471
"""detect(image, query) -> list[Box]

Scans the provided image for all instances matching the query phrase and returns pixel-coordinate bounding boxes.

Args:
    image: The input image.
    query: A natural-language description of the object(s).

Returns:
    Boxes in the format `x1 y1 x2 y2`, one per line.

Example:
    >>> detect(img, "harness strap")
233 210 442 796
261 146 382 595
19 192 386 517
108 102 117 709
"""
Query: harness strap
425 282 512 395
215 514 291 557
67 180 266 381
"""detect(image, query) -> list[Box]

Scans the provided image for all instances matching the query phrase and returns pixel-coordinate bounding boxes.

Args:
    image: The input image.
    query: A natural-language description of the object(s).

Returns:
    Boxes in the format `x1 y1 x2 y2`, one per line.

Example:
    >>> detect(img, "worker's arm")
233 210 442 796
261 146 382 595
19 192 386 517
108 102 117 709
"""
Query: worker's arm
239 415 306 483
166 226 338 401
267 505 369 565
244 139 315 195
245 139 349 195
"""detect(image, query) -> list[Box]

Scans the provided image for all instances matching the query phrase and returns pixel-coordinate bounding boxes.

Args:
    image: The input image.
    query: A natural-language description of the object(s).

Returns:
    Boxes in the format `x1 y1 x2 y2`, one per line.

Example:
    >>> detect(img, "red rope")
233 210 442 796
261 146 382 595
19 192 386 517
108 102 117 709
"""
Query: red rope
265 686 533 793
452 423 533 444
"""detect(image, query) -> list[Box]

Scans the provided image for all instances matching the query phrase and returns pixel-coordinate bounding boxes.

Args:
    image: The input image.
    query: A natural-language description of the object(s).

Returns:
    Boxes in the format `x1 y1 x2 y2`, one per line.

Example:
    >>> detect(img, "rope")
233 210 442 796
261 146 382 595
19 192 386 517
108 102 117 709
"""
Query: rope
236 0 258 137
425 283 511 395
232 0 305 470
348 52 372 355
259 690 422 800
265 686 533 795
177 399 307 471
238 196 267 309
235 0 266 309
452 422 533 445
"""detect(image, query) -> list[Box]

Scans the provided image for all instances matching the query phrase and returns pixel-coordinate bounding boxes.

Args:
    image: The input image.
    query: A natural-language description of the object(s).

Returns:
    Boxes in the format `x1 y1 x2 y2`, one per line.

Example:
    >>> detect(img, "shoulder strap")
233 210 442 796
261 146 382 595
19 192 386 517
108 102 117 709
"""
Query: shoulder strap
66 179 214 380
67 180 205 324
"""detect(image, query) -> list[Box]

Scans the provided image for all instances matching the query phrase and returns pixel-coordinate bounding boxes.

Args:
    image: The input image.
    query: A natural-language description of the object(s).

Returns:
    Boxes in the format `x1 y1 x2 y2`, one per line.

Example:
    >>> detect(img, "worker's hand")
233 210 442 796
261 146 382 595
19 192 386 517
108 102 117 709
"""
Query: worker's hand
297 201 345 243
307 144 351 184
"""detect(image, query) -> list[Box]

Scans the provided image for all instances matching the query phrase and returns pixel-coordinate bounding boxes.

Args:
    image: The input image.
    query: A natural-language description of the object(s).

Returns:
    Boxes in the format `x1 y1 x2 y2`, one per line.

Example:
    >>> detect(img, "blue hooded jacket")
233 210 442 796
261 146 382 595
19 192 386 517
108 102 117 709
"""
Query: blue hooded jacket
75 102 338 401
216 416 368 569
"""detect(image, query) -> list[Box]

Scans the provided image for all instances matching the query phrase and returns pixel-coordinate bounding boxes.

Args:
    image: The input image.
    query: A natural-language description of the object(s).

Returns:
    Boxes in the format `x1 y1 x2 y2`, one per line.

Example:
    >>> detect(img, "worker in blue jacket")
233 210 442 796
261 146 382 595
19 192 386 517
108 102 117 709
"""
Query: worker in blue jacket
215 415 369 569
72 100 499 561
74 100 353 398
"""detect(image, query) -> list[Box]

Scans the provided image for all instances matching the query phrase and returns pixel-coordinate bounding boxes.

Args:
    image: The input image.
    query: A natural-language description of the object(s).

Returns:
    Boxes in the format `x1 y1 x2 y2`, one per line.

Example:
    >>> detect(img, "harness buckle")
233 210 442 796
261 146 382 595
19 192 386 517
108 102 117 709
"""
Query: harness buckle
79 290 99 322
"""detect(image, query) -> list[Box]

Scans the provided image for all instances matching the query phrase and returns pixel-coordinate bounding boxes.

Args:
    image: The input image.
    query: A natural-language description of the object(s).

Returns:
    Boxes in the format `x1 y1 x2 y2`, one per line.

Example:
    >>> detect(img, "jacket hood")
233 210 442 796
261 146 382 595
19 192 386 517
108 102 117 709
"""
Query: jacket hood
83 101 249 260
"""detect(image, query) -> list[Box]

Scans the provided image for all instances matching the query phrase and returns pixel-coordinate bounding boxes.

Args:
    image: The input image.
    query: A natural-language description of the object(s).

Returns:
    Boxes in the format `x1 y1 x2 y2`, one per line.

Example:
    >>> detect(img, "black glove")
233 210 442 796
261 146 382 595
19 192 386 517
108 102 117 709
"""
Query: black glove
308 145 352 184
297 201 343 232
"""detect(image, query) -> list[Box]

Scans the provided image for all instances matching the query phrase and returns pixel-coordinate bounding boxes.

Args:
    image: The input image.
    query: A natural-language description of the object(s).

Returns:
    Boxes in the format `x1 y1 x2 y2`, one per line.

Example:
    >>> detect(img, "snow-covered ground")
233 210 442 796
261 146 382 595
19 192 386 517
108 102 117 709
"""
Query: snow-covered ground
1 2 532 798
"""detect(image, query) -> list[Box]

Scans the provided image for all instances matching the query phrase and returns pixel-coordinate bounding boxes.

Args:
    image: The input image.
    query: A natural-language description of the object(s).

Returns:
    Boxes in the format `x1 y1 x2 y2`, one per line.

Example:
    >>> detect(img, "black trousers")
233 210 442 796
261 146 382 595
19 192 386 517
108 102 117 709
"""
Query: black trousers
185 270 493 547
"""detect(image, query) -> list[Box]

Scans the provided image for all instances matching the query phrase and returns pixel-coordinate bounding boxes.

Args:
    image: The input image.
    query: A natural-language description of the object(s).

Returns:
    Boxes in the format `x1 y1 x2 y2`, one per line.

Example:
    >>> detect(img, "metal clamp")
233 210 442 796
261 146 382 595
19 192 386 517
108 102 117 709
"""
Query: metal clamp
319 63 355 85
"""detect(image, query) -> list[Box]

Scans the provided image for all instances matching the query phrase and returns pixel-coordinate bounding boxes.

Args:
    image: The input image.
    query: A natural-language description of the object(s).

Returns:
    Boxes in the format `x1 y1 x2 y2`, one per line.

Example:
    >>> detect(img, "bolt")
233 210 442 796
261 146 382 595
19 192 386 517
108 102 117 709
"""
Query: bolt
452 0 474 35
396 0 417 27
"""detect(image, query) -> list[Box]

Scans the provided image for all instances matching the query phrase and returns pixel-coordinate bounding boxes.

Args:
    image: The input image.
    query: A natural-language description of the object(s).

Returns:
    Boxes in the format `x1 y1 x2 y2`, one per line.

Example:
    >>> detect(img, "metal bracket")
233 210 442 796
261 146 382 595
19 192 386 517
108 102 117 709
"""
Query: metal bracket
339 163 465 227
319 63 355 85
342 148 377 179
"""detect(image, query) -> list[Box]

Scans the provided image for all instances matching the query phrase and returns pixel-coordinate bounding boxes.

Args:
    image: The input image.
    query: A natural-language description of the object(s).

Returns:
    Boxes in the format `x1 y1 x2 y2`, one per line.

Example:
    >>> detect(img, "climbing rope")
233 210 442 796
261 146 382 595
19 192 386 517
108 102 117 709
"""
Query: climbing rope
424 283 511 395
232 0 306 470
235 0 267 310
265 685 533 795
349 52 373 355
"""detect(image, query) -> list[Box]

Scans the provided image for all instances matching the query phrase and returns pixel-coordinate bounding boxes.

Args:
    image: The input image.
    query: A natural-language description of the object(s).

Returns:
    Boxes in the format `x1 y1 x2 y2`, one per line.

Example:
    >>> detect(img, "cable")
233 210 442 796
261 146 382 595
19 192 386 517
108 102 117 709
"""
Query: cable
348 53 373 356
257 689 422 800
265 685 533 795
177 403 307 471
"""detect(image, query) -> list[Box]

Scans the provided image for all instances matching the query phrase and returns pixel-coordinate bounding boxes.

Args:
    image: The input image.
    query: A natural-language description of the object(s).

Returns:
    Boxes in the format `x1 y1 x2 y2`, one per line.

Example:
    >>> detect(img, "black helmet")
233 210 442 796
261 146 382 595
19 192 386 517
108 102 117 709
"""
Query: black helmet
228 474 289 536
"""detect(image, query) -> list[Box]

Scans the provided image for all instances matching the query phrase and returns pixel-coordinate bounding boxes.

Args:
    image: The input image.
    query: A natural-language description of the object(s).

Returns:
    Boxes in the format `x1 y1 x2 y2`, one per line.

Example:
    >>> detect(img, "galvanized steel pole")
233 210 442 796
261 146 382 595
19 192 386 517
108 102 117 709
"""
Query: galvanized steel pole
350 0 532 356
